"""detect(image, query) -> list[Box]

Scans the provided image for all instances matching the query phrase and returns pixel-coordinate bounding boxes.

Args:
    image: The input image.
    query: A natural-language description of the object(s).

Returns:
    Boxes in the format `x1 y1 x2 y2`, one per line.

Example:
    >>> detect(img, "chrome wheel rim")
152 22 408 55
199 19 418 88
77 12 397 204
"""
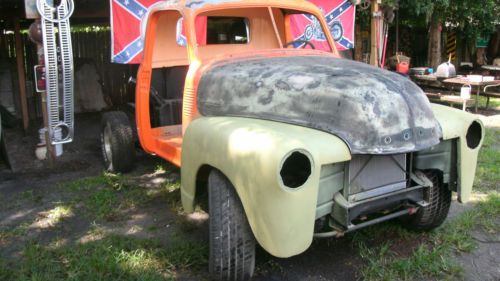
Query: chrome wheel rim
103 125 112 164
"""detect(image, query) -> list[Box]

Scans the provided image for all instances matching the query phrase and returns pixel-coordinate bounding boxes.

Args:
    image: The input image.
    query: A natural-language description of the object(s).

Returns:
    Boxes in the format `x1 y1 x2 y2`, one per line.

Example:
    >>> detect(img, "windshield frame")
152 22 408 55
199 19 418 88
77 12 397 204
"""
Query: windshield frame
188 3 339 58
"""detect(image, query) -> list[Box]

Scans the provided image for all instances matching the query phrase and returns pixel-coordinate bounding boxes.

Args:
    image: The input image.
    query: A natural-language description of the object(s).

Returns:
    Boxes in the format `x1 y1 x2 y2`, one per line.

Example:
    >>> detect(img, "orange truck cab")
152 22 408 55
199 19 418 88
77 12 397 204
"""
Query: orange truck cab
134 0 338 167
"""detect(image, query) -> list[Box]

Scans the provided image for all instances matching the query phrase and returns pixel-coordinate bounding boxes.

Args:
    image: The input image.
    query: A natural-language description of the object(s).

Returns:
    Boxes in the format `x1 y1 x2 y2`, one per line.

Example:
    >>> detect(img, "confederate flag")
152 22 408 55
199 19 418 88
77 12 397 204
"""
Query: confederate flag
110 0 356 64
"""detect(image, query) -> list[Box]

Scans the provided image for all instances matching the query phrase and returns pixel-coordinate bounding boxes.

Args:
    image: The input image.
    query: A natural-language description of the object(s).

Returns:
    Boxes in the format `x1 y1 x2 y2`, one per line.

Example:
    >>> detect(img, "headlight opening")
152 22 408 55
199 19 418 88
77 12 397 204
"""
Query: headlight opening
280 151 312 189
466 121 482 149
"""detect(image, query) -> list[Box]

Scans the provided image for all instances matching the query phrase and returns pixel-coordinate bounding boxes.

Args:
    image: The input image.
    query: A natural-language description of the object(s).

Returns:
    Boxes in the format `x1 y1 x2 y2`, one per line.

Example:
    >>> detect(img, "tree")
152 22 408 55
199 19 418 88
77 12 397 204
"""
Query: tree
397 0 449 68
385 0 499 67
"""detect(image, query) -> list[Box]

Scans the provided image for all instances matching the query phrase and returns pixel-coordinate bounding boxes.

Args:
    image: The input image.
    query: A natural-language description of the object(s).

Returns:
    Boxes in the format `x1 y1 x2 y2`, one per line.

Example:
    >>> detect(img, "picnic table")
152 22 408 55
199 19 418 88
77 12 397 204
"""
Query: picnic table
443 77 500 112
412 75 500 112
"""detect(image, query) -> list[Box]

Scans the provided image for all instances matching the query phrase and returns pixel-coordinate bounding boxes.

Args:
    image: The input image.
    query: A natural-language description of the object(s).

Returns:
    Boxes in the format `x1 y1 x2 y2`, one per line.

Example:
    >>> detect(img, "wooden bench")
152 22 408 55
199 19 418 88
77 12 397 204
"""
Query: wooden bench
440 95 475 111
425 92 474 111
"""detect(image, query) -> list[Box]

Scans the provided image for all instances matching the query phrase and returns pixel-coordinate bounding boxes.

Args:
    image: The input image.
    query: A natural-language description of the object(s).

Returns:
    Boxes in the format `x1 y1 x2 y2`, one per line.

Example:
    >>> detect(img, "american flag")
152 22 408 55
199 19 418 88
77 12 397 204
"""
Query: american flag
110 0 356 64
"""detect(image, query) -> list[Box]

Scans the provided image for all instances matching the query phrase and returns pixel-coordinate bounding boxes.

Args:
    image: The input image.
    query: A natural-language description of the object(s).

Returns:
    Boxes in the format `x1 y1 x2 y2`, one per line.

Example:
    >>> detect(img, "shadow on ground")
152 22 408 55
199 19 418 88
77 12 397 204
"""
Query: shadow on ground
1 113 498 281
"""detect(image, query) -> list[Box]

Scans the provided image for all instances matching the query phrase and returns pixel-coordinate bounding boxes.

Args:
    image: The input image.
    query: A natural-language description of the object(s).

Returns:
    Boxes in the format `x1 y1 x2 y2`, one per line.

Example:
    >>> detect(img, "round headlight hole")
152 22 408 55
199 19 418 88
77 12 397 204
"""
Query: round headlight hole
466 121 482 149
280 151 311 189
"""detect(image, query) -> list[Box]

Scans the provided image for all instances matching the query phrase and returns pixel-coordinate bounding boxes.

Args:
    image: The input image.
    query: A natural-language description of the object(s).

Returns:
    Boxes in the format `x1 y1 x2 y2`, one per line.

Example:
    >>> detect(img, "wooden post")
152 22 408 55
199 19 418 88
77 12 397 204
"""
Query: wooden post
41 91 56 166
354 24 363 61
14 18 30 131
370 0 380 66
395 9 399 53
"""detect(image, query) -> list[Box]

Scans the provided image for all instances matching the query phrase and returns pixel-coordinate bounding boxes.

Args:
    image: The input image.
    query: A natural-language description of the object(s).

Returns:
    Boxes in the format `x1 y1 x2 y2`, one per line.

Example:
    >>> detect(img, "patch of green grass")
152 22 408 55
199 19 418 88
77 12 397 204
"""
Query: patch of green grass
43 204 74 225
10 235 207 281
63 172 128 192
0 257 15 280
474 128 500 192
0 222 31 242
18 190 43 204
358 193 500 281
477 96 500 109
63 171 183 221
86 187 119 220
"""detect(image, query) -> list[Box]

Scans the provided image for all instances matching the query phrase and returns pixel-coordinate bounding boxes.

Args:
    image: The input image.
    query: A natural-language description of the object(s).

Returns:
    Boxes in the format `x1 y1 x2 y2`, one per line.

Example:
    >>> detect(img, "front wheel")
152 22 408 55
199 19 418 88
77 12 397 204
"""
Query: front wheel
208 170 256 281
402 170 451 231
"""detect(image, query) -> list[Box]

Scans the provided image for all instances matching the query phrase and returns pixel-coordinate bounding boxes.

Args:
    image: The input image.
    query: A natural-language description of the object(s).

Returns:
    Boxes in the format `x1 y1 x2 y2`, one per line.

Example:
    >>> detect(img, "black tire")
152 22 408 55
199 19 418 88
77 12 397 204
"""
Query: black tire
402 170 452 231
208 170 256 281
100 111 135 173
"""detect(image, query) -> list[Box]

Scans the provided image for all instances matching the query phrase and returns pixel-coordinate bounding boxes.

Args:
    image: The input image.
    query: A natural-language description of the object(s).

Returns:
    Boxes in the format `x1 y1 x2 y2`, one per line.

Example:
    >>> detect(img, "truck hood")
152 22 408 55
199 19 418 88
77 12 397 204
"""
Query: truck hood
197 55 442 154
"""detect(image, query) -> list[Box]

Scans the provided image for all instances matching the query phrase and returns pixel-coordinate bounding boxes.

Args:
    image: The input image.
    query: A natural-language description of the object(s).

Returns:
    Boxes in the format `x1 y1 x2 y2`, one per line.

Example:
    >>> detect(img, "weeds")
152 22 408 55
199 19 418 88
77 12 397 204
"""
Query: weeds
358 193 500 281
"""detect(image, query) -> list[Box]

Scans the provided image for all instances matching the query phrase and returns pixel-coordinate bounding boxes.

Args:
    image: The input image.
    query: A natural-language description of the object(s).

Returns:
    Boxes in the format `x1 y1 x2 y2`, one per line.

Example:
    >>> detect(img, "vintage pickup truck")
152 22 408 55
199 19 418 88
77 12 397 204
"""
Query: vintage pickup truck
100 0 484 280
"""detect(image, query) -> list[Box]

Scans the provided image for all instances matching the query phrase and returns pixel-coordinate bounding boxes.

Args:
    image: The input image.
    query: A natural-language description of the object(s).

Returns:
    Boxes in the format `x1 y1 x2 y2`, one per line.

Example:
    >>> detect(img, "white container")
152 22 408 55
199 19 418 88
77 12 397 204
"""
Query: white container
460 85 472 100
38 127 63 157
483 76 494 82
467 75 483 83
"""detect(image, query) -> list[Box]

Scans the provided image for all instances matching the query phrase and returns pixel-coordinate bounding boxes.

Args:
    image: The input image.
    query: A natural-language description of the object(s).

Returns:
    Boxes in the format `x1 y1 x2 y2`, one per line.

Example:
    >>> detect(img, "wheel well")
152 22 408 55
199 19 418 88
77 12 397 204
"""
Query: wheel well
194 164 212 211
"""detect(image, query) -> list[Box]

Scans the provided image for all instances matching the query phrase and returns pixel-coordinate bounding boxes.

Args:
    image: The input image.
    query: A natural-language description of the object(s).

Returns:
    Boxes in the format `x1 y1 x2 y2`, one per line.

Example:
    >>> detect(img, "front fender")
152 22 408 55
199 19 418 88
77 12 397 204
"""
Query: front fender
431 104 485 202
181 117 351 257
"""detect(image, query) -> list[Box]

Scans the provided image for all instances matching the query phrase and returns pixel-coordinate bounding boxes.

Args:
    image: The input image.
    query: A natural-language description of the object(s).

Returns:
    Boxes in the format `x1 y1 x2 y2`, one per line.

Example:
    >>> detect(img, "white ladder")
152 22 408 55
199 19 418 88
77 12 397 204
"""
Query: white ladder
37 0 74 145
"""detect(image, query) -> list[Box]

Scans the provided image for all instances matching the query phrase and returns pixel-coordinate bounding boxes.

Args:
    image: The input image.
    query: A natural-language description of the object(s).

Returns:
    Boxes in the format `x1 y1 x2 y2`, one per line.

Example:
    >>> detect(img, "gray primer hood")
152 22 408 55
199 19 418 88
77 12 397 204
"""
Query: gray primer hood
197 55 442 154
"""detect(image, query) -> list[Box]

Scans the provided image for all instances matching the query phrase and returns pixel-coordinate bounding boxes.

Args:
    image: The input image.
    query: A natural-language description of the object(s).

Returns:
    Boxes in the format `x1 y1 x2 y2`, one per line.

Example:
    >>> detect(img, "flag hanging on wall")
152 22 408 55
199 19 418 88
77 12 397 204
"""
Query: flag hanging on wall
290 0 356 52
110 0 356 64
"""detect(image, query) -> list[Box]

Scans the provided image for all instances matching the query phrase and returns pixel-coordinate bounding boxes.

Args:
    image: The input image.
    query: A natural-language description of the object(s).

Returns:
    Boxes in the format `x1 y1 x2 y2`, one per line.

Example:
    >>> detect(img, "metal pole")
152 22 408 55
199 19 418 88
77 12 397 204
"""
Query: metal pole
36 43 56 165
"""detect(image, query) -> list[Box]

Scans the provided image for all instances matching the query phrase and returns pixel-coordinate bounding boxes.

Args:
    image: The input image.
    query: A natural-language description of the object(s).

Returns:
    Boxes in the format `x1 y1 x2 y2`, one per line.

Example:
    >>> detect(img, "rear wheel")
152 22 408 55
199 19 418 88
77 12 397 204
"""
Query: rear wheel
208 170 256 281
402 170 451 231
100 111 135 173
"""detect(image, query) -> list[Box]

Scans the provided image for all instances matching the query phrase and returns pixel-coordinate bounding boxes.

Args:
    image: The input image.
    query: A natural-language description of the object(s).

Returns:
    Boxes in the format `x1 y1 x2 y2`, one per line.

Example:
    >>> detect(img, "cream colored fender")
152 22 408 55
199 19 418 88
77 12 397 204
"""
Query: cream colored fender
431 104 485 202
181 117 351 258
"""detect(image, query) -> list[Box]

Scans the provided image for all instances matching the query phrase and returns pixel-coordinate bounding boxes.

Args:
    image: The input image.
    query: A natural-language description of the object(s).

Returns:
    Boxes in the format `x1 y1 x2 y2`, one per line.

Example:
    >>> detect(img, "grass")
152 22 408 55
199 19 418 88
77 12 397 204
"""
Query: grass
0 166 209 280
42 204 74 225
60 171 182 221
474 128 500 192
355 126 499 281
357 193 500 281
17 190 43 204
1 235 207 281
478 96 500 109
0 222 31 243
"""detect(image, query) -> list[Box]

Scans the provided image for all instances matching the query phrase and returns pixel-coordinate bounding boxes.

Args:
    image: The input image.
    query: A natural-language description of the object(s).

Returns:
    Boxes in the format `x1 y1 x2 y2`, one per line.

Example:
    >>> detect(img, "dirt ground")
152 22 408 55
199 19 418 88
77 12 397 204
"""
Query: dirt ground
0 113 499 281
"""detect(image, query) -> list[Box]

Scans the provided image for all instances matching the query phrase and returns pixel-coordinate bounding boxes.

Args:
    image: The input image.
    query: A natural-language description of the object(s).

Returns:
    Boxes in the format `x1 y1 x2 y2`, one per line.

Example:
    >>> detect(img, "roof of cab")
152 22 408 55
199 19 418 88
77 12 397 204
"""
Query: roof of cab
152 0 322 13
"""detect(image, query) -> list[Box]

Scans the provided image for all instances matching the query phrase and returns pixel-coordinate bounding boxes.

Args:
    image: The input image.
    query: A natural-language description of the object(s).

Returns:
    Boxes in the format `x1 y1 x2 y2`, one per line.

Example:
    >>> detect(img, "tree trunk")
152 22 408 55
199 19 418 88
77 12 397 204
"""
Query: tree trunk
427 12 442 69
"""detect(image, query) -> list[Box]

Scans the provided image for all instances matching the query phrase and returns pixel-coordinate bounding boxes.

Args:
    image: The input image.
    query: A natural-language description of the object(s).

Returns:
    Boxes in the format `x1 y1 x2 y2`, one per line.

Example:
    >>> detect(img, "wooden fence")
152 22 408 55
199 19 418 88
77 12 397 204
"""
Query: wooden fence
1 26 137 120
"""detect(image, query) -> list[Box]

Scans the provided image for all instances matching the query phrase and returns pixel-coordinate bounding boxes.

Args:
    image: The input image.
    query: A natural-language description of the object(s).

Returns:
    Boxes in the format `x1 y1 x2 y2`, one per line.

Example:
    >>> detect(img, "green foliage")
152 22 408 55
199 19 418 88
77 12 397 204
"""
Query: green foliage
445 0 500 38
397 0 498 38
